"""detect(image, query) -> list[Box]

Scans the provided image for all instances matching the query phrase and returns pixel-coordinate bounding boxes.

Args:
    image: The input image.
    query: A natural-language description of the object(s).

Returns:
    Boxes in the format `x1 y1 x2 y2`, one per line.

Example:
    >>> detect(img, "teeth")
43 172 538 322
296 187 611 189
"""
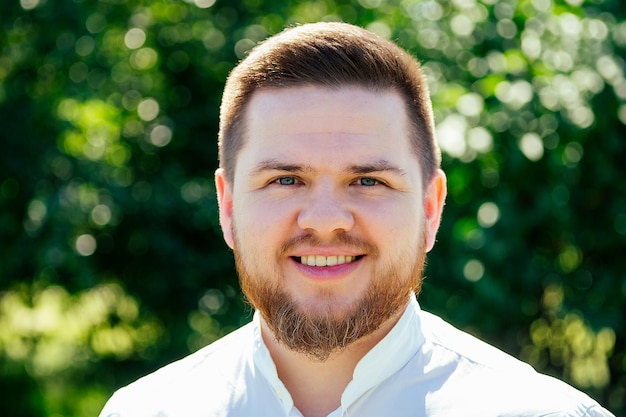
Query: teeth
300 255 356 266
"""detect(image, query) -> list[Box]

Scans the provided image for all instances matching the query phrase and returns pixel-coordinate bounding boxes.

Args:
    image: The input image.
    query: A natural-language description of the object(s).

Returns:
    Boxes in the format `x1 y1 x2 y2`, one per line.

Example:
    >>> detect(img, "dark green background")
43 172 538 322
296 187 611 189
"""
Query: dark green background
1 0 624 415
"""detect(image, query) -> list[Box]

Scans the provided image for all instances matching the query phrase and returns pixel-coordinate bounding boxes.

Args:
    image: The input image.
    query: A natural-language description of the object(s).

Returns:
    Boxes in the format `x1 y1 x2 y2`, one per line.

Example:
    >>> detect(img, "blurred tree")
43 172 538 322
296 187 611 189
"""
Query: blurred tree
0 0 624 415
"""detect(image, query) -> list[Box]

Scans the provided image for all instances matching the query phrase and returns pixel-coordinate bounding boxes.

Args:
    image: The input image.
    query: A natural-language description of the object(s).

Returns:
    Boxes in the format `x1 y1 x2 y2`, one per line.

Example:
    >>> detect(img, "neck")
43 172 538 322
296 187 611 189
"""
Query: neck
260 306 406 417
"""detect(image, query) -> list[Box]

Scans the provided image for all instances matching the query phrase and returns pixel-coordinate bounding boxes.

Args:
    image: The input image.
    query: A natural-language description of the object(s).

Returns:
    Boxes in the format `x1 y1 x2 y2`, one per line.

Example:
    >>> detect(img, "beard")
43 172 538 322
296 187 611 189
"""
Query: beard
233 225 428 362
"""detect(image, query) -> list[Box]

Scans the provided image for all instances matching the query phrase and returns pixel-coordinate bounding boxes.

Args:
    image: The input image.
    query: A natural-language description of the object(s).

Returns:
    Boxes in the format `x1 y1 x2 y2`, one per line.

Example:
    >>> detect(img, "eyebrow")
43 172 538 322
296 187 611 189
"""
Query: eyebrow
250 159 406 177
346 160 407 176
249 159 313 176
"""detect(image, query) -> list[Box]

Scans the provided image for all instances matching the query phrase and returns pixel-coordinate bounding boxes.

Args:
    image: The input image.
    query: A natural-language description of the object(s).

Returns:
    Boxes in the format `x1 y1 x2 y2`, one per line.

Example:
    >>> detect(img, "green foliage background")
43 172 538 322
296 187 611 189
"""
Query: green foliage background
0 0 624 415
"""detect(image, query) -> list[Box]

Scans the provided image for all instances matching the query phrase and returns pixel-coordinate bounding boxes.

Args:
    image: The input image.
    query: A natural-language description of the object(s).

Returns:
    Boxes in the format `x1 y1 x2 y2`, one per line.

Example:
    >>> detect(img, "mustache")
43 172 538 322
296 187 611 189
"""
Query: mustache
278 231 379 257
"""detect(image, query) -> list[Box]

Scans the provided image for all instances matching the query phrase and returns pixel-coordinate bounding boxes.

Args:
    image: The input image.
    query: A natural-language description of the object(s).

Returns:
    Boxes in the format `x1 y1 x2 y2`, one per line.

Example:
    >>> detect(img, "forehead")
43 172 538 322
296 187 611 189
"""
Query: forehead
243 86 414 154
246 85 407 137
233 86 422 183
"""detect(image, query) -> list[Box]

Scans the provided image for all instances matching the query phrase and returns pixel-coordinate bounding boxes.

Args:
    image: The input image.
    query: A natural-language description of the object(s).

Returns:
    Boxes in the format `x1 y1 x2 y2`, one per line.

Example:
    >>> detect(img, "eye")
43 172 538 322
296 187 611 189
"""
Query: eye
275 176 298 186
357 177 379 186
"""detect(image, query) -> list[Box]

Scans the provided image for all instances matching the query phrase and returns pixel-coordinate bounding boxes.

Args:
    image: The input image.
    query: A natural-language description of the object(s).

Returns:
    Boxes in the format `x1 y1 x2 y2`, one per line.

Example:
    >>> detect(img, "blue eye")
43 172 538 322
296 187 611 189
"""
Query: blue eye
358 177 378 186
276 176 297 185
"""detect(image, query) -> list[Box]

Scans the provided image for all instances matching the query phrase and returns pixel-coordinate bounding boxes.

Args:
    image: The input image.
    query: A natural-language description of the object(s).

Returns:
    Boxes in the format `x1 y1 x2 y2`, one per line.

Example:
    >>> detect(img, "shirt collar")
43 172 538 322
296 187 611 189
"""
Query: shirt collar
341 293 424 408
251 313 296 415
251 294 425 415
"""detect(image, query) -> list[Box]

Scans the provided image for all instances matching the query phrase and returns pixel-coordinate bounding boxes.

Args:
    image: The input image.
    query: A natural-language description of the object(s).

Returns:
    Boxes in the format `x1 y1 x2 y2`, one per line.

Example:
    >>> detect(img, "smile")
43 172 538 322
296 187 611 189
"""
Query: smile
297 255 362 267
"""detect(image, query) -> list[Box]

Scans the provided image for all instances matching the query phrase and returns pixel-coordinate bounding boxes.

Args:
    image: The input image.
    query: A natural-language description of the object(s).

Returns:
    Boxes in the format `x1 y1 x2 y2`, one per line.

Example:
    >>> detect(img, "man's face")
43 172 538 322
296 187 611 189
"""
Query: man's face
216 86 446 360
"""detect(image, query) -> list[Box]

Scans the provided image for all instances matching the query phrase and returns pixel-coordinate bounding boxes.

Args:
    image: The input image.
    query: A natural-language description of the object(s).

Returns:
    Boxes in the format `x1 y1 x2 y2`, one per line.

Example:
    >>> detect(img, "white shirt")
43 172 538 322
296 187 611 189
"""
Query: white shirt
99 295 614 417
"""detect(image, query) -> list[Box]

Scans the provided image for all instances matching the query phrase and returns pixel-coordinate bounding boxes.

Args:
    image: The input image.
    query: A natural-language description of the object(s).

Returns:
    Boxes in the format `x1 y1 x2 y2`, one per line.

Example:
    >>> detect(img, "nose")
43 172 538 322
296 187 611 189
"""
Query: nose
297 183 354 238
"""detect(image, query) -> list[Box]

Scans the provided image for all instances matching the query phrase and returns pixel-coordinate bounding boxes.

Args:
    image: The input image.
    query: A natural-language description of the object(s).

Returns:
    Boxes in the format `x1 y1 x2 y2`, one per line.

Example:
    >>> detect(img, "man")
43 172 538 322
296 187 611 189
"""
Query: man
99 22 613 417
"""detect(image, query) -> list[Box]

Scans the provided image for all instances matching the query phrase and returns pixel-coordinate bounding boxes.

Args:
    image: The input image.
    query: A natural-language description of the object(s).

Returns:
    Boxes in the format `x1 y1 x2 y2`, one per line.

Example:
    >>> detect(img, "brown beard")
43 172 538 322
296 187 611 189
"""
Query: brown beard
233 228 427 361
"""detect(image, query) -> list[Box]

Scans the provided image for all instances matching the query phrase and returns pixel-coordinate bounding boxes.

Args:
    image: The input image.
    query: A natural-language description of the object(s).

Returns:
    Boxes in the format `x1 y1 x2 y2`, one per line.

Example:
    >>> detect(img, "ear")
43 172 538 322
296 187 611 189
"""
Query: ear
215 168 235 249
423 169 447 252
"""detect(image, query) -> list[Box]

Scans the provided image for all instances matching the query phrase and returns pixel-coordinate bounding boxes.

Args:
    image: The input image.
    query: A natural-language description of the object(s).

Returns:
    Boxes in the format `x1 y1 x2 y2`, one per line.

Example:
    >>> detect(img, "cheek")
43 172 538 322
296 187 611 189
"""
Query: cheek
357 198 423 242
232 197 298 246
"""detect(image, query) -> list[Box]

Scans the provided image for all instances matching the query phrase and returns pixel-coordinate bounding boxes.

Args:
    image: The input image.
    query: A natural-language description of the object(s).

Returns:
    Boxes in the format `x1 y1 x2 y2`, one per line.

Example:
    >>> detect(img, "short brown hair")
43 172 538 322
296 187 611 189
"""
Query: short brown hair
218 22 440 185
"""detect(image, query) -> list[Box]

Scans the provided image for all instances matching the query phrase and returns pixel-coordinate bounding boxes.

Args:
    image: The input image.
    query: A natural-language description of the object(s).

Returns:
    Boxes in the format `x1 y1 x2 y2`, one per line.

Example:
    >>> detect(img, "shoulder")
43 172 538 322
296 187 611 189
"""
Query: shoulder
99 322 255 417
419 310 532 372
415 310 614 417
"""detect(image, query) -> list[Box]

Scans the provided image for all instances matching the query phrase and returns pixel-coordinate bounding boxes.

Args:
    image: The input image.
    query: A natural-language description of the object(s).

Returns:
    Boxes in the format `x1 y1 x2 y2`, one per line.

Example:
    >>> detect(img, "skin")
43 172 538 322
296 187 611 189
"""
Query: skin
215 86 447 417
